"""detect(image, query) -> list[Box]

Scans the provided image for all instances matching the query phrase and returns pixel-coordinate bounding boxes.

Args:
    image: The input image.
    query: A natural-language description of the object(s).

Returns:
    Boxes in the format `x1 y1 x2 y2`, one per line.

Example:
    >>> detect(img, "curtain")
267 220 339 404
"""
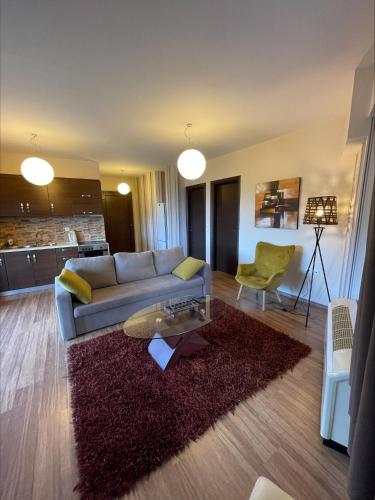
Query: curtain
137 172 158 251
164 165 180 249
347 180 375 499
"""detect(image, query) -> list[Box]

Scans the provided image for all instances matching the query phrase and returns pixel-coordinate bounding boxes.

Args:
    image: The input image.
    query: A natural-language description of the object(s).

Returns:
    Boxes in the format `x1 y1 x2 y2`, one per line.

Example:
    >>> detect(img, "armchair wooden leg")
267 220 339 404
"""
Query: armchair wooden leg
262 290 266 311
237 284 243 301
274 289 282 304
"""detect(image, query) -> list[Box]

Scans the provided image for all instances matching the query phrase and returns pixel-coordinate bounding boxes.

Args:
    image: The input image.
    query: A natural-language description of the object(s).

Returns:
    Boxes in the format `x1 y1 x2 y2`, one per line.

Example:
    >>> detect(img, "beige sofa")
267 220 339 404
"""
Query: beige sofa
55 246 211 341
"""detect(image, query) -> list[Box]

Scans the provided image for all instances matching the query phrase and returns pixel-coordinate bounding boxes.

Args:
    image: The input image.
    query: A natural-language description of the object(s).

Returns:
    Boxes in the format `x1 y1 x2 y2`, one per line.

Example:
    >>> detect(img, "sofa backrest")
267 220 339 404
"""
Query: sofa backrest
152 246 185 275
66 256 117 289
114 251 157 283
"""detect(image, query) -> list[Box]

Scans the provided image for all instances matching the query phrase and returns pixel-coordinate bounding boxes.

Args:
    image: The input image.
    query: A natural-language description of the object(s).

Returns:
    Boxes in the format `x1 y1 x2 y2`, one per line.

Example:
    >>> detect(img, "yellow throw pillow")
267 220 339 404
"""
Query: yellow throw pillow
57 268 92 304
172 257 205 281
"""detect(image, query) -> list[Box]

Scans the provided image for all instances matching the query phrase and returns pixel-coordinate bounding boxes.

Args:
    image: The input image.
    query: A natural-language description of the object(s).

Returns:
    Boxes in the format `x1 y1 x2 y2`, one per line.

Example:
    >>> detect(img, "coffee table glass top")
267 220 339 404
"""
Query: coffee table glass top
123 295 220 339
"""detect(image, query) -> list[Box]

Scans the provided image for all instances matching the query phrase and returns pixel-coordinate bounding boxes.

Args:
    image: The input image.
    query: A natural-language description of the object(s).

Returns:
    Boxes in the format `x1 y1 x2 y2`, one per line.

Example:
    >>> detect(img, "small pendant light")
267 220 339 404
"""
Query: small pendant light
117 170 131 195
177 123 206 180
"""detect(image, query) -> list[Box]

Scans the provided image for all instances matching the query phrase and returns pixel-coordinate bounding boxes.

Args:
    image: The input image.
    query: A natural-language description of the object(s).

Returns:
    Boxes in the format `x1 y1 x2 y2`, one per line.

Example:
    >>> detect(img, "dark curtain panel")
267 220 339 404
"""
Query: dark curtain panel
348 182 375 500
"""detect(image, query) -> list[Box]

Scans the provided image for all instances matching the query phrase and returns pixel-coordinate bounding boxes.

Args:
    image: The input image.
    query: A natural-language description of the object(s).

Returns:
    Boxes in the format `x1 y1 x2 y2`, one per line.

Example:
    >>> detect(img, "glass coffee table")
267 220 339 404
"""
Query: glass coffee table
123 295 220 370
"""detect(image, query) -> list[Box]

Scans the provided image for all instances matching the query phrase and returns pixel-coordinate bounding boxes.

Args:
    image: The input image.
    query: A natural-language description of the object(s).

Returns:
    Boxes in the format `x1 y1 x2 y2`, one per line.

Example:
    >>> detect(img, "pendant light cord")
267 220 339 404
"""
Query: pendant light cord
184 123 192 147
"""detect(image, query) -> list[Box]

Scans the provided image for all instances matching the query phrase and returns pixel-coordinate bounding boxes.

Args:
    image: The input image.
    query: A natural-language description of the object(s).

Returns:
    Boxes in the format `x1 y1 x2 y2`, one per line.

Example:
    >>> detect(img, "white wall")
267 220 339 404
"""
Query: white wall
0 150 100 178
185 117 356 305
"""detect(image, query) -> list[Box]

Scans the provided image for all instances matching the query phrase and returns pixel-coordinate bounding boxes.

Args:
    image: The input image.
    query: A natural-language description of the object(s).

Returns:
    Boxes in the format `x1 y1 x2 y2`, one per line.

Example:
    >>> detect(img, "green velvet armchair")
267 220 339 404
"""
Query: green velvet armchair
235 241 295 310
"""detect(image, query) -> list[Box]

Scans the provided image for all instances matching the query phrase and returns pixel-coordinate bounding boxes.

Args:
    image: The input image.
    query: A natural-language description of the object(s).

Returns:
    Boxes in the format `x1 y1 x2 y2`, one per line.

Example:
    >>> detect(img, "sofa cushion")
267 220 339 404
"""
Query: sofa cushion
114 251 156 283
153 246 185 275
73 273 204 318
57 268 92 304
66 256 117 289
172 257 205 281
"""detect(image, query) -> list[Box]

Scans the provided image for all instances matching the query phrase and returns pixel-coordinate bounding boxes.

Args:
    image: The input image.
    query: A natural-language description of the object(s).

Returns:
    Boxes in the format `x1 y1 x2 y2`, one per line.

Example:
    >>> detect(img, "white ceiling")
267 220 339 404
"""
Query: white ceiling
1 0 373 176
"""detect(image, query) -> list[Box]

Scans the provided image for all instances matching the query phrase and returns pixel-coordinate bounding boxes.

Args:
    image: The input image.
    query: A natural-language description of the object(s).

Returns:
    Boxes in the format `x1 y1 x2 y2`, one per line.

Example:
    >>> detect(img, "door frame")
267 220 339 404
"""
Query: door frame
186 183 206 260
210 176 241 272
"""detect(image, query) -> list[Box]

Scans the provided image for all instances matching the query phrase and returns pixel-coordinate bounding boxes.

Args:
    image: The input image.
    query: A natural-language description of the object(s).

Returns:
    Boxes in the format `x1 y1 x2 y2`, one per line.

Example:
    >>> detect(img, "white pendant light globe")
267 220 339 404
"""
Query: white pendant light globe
177 148 206 180
117 182 131 195
20 157 54 186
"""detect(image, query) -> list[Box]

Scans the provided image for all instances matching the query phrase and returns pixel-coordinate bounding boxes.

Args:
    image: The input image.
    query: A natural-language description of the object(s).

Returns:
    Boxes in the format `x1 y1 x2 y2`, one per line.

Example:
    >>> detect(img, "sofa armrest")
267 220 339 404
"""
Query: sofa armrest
197 263 211 294
55 277 77 341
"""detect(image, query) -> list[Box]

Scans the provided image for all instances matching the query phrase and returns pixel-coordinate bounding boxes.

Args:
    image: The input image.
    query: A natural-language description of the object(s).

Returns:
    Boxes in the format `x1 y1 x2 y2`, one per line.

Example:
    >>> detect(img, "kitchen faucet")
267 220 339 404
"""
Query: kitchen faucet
35 231 44 246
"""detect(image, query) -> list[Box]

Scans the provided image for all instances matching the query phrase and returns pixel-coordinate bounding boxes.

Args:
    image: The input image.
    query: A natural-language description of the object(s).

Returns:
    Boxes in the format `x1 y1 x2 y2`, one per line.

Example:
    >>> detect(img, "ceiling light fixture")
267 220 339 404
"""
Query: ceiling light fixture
20 133 54 186
117 170 131 195
177 123 206 180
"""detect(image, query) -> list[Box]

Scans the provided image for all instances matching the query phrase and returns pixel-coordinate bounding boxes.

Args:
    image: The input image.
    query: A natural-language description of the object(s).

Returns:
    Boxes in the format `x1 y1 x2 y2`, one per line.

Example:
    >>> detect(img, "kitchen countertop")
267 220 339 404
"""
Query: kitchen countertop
0 243 78 253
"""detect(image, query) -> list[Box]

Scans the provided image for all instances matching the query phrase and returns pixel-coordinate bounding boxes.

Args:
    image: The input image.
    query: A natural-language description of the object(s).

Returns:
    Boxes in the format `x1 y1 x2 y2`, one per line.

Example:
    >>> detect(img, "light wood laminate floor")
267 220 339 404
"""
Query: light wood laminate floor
0 272 349 500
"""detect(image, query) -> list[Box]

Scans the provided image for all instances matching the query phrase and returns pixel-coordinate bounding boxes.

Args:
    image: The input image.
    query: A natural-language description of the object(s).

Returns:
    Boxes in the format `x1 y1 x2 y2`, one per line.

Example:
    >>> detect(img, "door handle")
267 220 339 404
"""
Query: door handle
20 202 24 213
50 202 54 211
0 257 2 266
26 202 30 213
32 253 37 263
27 254 31 263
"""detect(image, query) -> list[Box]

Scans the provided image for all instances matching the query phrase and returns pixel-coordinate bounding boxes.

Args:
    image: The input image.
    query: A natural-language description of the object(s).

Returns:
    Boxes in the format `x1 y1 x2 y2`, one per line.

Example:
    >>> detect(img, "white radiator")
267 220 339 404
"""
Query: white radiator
320 298 357 448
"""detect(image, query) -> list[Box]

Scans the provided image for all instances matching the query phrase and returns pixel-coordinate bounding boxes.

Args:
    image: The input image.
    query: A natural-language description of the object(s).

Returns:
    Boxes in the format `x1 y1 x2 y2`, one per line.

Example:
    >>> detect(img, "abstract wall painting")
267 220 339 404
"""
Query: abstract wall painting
255 177 301 229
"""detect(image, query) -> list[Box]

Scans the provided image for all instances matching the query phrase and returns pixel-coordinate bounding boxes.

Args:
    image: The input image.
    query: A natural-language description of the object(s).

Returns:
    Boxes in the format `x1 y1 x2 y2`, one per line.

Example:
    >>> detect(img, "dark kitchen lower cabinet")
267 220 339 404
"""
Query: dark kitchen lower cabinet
56 247 79 273
0 254 9 292
32 250 59 285
2 247 77 291
4 252 36 289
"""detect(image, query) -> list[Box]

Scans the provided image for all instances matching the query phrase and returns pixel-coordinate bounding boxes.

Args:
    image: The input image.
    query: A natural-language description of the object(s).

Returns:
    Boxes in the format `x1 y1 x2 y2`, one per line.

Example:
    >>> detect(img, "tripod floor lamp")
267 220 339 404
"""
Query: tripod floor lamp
294 196 338 327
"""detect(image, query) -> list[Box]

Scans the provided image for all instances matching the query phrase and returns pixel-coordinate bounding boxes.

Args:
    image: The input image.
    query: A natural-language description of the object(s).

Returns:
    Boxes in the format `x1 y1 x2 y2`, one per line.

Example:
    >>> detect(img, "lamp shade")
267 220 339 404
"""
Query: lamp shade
20 157 54 185
303 196 337 225
117 182 130 195
177 148 206 180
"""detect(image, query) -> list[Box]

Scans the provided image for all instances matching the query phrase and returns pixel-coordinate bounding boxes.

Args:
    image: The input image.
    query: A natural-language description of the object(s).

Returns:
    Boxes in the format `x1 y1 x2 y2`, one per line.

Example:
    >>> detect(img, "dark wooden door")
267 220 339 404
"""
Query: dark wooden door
32 249 58 285
187 184 206 260
4 251 35 289
0 254 9 291
102 191 135 254
0 174 50 217
212 177 240 275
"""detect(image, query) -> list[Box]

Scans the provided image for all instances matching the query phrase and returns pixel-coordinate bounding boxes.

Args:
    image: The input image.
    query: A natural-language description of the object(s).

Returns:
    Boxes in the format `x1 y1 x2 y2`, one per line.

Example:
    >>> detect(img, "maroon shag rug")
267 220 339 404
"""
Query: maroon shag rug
68 300 310 499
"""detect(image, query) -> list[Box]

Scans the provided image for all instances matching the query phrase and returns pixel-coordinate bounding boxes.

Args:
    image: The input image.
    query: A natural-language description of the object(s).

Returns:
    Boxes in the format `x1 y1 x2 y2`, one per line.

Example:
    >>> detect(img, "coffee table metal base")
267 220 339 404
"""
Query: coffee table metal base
148 331 209 370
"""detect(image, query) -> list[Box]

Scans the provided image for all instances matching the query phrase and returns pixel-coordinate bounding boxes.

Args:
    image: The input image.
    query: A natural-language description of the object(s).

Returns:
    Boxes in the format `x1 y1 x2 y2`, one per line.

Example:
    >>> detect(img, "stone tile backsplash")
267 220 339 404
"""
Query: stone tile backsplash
0 216 106 247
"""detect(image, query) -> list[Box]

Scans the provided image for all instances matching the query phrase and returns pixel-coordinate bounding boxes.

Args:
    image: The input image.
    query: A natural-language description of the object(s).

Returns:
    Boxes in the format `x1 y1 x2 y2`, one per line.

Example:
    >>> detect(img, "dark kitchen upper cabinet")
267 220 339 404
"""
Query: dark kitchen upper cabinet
0 254 9 292
4 251 36 289
0 174 103 217
0 174 50 217
48 178 103 216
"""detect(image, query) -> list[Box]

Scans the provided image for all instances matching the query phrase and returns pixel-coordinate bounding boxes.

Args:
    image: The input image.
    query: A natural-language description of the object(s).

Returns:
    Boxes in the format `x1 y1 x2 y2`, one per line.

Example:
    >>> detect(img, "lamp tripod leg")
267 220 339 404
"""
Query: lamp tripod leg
293 248 316 309
316 241 331 302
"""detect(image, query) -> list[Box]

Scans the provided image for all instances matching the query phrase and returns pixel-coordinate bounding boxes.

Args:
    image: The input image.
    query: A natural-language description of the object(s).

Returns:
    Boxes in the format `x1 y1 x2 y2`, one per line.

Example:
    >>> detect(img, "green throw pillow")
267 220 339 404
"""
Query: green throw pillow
57 268 92 304
172 257 205 281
